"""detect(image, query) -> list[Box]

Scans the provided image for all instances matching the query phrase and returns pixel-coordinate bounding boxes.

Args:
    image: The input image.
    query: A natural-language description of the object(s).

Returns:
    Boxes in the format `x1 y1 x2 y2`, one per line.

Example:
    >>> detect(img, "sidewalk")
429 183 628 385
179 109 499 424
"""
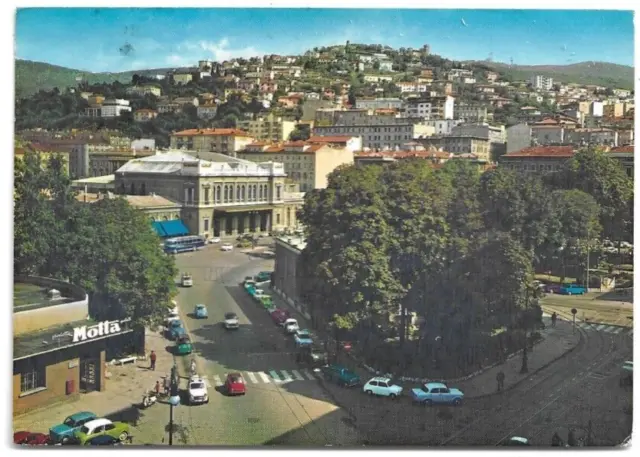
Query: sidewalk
13 329 174 433
269 286 581 399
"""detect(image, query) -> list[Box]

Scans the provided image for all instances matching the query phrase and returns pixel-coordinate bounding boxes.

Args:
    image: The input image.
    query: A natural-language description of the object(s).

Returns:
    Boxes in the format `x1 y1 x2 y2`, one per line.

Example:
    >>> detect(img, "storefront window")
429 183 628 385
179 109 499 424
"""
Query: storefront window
21 365 46 393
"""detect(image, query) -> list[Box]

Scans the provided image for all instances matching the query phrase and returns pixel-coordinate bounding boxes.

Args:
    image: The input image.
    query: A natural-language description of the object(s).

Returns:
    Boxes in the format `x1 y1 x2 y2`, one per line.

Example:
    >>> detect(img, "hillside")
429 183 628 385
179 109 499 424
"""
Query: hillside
479 61 634 90
15 60 175 99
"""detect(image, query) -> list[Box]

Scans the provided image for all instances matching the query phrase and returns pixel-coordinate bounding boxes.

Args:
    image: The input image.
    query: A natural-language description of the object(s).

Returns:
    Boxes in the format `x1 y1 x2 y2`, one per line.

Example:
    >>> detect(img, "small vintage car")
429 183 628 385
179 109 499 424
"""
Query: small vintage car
321 364 360 387
294 329 314 347
255 271 272 283
223 312 240 330
194 304 208 319
174 335 193 355
560 284 587 295
86 435 123 446
411 382 464 406
296 344 328 367
73 418 130 445
270 308 291 326
620 360 633 386
14 431 51 445
284 318 300 334
181 273 193 287
188 375 209 404
167 319 186 340
258 295 274 310
363 377 403 399
49 411 98 444
225 372 246 396
503 436 531 446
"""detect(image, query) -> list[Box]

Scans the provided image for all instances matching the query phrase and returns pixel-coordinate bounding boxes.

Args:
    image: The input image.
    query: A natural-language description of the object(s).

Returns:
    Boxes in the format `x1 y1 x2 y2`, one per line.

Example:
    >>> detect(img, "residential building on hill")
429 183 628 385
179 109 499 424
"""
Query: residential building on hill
441 136 491 162
237 114 296 142
422 119 464 135
134 109 158 122
499 146 575 173
608 145 634 178
170 128 255 157
565 128 619 147
197 103 218 119
307 135 363 152
403 96 455 120
456 103 489 122
126 85 162 97
355 98 403 110
506 123 533 154
313 123 431 151
114 151 300 238
530 75 554 90
237 141 354 191
84 99 131 118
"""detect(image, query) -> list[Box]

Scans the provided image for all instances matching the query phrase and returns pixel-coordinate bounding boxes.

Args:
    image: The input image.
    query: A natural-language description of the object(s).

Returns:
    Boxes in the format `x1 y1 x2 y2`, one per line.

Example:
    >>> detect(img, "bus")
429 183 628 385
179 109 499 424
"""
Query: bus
164 236 206 254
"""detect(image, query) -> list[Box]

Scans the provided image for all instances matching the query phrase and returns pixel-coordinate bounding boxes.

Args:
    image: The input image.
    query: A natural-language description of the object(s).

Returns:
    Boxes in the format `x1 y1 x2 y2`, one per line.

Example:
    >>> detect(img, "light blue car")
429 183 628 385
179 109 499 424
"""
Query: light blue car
294 329 313 347
411 382 464 406
167 319 186 340
194 304 208 319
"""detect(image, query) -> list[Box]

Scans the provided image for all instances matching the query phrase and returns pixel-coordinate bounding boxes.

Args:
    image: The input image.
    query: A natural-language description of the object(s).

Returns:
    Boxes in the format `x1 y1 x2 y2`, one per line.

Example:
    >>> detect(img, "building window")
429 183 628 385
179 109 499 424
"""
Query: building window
223 185 228 202
215 185 221 202
204 219 210 232
141 183 146 195
241 185 246 201
204 187 210 204
286 207 291 226
237 186 241 201
130 183 135 194
21 365 46 393
252 184 258 201
229 185 235 202
276 185 282 200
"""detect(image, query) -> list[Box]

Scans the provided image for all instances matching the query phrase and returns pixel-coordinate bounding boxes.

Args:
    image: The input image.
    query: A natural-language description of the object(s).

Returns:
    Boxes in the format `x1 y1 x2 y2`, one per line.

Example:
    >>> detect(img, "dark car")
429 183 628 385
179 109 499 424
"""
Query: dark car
86 435 123 446
544 284 563 294
297 345 328 367
14 431 51 445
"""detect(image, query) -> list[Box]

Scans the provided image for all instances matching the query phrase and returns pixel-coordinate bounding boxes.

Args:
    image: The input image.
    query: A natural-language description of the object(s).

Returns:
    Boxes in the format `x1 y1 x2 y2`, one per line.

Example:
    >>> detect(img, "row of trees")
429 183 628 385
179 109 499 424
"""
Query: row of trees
297 148 632 376
14 149 177 327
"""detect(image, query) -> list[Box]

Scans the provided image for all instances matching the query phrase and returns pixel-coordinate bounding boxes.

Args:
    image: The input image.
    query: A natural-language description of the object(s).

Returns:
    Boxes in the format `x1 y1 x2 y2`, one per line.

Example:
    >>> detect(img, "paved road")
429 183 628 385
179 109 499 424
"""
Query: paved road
542 293 633 327
167 244 360 446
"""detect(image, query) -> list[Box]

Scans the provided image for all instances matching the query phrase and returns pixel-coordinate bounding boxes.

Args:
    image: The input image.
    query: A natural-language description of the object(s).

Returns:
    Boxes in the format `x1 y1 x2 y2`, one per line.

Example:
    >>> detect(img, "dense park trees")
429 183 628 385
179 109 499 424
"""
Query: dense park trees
298 148 632 377
14 149 177 327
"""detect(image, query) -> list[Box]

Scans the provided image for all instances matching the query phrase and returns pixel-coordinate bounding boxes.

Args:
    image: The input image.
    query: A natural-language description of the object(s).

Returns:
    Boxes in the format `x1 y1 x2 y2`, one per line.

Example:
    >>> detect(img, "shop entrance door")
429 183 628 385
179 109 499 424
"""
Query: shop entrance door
79 357 100 392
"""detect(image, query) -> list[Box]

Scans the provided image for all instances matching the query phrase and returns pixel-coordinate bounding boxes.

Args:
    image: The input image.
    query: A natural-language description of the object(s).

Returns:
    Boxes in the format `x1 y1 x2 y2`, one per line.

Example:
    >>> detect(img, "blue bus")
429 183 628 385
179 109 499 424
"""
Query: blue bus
164 236 206 254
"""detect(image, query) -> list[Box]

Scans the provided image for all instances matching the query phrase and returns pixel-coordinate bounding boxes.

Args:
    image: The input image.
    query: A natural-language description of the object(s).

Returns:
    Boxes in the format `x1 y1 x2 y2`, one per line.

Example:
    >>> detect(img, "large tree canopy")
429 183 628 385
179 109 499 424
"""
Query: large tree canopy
14 149 177 327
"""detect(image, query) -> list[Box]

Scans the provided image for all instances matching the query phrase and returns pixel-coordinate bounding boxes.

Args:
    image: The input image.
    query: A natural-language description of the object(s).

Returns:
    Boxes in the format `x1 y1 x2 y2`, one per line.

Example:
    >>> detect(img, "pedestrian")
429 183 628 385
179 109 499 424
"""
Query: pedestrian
150 350 157 371
567 430 576 447
551 312 557 327
155 380 161 396
496 370 505 391
551 432 563 447
163 376 170 395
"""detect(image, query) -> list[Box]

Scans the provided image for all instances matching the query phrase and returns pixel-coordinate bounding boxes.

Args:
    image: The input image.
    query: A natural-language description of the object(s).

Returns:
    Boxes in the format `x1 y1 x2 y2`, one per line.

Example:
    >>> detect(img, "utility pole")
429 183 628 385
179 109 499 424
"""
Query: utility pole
168 364 180 446
585 232 590 291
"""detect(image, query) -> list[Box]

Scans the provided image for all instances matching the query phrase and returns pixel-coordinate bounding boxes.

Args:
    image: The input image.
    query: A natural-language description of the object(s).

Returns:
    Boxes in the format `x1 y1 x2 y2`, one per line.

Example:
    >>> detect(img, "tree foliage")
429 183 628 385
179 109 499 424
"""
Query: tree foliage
14 149 177 327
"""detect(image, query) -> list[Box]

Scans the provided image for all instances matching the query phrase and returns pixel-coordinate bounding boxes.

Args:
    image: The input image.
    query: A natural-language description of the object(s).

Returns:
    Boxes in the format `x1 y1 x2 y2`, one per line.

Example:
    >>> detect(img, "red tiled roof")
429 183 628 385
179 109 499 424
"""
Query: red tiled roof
355 150 452 160
173 128 252 137
534 118 560 125
308 136 354 144
503 146 575 158
610 146 634 153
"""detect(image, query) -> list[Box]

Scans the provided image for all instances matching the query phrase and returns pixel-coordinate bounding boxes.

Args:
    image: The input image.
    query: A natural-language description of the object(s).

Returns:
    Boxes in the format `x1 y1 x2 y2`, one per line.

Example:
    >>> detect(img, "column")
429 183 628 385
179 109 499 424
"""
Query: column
265 211 271 233
231 214 238 235
255 213 262 233
244 214 250 233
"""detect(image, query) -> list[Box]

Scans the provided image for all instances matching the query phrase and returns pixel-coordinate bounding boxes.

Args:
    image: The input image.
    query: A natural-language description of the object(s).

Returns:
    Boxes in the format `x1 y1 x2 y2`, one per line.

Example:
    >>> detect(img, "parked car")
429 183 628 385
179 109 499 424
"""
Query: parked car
223 312 240 330
221 243 234 251
243 276 255 285
258 295 274 309
225 372 246 395
251 288 266 299
174 335 193 355
194 304 208 319
14 431 51 445
167 320 186 340
209 237 221 244
284 318 300 334
560 284 587 295
620 360 633 386
270 308 291 326
363 377 403 398
321 364 360 387
297 344 328 367
181 273 193 287
86 435 123 446
49 411 97 444
73 418 130 445
188 375 209 404
294 329 314 347
411 382 464 406
503 436 530 446
544 284 563 294
255 271 272 282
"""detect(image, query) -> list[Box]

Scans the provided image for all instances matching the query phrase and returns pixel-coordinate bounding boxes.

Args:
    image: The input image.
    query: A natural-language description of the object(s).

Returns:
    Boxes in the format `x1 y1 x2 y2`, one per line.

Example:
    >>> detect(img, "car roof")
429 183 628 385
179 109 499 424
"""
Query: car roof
509 436 529 444
69 411 96 420
196 304 206 308
82 418 112 429
369 377 392 383
227 372 243 378
425 382 447 389
190 377 205 384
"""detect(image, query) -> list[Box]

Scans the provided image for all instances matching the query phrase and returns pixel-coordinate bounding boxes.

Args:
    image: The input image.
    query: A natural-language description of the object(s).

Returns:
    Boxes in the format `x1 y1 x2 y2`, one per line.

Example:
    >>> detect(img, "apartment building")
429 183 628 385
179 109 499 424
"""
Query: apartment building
197 103 218 119
403 96 455 120
134 109 158 122
506 123 533 154
84 99 131 118
456 103 489 122
499 146 575 174
237 115 296 142
313 123 431 151
564 128 619 147
608 145 634 178
422 119 464 135
125 85 162 97
237 141 354 191
450 122 505 159
355 98 403 110
170 128 255 157
530 75 554 90
442 136 491 161
307 135 363 152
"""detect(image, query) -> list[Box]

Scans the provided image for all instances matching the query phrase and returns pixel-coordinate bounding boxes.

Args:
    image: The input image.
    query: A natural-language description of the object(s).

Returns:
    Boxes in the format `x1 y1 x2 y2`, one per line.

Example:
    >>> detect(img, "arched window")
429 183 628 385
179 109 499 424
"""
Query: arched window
241 185 246 201
263 185 268 200
216 185 221 202
248 185 253 200
259 185 263 200
174 214 180 219
229 185 234 202
223 185 228 202
237 185 241 201
130 183 135 194
252 185 258 201
163 216 169 221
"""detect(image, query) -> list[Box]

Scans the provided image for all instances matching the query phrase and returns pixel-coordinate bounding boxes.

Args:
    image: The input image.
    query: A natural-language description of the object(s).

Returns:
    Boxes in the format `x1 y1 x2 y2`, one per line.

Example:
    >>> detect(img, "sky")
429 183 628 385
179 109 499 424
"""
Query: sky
14 8 636 73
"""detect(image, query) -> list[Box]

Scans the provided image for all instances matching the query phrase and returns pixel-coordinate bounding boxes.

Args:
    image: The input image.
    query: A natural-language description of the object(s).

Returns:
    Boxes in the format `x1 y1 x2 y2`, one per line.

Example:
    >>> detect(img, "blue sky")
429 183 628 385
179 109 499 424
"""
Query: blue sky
15 8 635 73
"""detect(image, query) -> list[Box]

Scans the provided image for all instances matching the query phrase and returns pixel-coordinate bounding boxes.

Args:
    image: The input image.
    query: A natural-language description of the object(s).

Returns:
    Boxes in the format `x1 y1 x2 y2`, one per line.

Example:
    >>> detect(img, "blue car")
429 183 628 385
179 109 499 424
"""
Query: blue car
49 411 97 444
294 329 313 347
560 284 587 295
194 304 208 319
411 382 464 406
167 319 186 340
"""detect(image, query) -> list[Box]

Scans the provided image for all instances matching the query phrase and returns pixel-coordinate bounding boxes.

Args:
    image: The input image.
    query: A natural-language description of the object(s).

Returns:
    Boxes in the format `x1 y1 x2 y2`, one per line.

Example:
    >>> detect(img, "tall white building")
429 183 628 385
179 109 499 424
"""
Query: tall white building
404 96 455 120
530 75 554 91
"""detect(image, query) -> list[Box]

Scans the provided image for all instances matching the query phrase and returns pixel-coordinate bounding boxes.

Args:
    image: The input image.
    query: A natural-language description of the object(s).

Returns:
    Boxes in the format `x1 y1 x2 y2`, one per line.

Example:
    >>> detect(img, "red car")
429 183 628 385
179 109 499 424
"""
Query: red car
225 372 246 396
14 431 51 445
270 308 290 326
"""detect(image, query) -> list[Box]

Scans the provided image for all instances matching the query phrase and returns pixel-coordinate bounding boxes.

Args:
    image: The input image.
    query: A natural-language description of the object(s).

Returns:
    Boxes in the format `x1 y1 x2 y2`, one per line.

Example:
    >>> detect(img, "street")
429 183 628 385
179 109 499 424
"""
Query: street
136 243 632 446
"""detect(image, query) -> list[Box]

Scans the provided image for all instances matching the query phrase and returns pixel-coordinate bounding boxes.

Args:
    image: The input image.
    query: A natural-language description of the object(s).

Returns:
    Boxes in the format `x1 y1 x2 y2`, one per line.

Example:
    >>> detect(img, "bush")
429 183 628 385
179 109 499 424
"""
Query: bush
237 240 252 248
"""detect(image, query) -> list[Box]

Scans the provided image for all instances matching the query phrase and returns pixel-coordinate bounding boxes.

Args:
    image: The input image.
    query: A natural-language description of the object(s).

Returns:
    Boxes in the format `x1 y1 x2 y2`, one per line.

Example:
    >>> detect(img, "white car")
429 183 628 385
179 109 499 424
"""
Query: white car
363 377 403 398
284 318 299 334
209 237 221 244
164 302 180 325
224 312 239 330
188 376 209 404
181 273 193 287
221 243 234 251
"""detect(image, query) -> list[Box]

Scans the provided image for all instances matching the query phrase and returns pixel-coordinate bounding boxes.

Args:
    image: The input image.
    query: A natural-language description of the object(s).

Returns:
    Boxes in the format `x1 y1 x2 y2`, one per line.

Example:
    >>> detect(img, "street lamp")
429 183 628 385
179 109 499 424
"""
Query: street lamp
168 365 180 446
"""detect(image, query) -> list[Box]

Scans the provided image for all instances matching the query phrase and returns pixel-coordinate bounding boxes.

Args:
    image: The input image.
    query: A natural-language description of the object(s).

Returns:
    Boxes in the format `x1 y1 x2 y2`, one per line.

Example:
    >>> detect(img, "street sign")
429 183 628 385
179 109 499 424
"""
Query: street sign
571 308 577 315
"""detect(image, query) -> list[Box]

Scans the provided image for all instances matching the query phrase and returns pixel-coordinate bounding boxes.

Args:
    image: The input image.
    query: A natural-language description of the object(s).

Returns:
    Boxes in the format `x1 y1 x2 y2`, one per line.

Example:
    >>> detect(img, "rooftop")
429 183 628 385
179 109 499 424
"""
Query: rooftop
276 236 307 252
75 192 181 208
72 174 116 185
172 128 252 137
502 146 575 159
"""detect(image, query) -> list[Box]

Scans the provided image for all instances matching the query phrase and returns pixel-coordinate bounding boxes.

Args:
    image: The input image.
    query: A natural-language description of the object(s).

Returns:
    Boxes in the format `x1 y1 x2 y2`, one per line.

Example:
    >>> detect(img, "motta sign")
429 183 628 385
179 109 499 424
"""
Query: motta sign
73 319 131 343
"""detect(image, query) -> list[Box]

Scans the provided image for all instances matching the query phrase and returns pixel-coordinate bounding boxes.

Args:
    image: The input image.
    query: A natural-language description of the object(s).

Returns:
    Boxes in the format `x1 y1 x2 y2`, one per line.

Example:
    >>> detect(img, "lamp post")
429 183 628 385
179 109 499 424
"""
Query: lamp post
168 364 180 446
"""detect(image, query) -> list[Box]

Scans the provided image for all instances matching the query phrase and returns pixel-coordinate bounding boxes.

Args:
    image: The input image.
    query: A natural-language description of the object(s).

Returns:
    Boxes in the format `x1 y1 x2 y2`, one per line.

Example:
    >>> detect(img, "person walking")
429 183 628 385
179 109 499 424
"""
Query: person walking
567 430 577 447
154 380 161 396
496 370 505 391
551 432 563 447
150 350 157 371
551 312 558 328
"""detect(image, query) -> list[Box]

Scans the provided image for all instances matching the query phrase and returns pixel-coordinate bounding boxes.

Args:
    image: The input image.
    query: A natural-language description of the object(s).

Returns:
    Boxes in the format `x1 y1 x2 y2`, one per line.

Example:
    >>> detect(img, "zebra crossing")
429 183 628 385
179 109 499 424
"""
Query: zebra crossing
201 369 319 387
574 322 632 335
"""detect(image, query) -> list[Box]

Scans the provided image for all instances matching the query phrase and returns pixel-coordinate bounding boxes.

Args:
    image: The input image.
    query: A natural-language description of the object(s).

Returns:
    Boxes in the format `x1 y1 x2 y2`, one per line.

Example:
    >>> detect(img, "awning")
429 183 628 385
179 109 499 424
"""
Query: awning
152 220 190 238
